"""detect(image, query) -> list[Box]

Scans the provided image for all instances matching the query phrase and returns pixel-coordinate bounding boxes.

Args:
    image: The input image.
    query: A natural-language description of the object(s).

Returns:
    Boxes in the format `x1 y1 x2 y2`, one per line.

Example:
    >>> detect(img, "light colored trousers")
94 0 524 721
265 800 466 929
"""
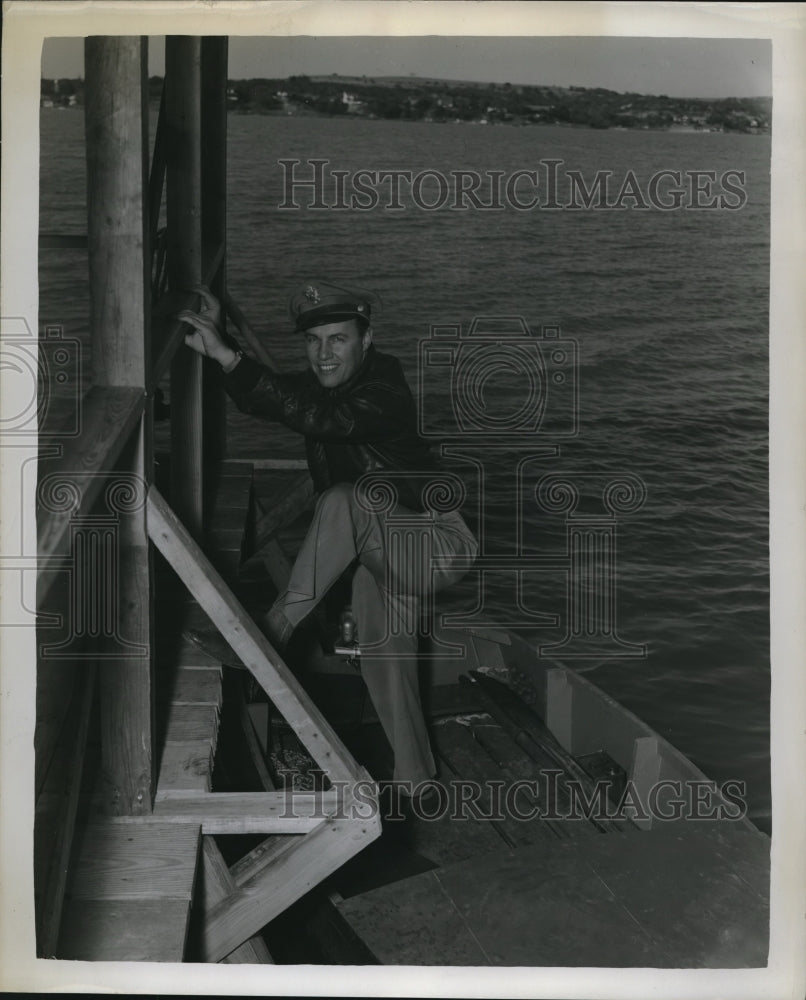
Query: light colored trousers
277 483 478 785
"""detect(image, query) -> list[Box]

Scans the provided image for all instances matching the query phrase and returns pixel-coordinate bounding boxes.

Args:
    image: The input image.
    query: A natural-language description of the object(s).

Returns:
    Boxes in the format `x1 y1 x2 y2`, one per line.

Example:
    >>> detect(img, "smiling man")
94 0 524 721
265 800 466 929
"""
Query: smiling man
178 280 478 790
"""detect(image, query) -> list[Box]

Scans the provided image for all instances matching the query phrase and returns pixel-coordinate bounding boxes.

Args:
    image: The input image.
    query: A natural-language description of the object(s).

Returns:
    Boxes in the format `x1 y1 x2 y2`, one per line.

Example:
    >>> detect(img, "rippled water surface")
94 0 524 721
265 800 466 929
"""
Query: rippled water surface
39 111 771 824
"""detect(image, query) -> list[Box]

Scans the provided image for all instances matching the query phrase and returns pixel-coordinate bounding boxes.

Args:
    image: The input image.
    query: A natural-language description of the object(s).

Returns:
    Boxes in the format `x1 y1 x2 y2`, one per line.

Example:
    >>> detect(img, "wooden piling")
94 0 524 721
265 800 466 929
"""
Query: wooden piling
84 36 154 815
166 35 204 535
201 36 229 507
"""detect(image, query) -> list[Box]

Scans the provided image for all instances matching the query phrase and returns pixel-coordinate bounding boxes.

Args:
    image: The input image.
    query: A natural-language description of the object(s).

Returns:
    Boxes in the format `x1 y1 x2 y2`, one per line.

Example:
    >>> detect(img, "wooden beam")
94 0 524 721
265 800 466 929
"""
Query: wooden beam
99 424 155 816
166 35 204 536
197 838 273 963
224 292 279 370
201 36 229 482
35 666 96 957
149 242 225 386
199 812 379 962
85 36 150 387
84 35 154 817
153 790 342 834
228 833 297 886
146 485 363 784
148 82 167 247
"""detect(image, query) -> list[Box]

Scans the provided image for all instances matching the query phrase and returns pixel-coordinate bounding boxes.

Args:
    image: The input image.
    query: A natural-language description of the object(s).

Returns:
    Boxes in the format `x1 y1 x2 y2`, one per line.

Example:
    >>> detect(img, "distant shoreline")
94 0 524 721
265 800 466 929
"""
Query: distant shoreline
40 73 771 135
39 104 770 136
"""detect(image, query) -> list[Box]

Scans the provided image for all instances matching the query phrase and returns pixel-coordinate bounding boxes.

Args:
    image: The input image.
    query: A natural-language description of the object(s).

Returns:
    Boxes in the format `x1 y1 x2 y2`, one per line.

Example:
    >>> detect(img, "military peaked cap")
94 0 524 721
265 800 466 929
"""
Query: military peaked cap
289 280 372 333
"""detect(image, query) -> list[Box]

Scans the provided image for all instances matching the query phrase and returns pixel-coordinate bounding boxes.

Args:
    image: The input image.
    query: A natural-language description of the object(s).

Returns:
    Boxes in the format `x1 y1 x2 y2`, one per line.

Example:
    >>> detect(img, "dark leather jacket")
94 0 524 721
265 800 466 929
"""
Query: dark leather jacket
223 345 441 512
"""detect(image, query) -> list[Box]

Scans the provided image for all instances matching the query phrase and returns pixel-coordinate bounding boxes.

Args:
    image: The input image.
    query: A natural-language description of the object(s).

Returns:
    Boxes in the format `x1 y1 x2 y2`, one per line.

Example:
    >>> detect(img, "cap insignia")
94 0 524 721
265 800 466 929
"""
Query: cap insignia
304 285 320 304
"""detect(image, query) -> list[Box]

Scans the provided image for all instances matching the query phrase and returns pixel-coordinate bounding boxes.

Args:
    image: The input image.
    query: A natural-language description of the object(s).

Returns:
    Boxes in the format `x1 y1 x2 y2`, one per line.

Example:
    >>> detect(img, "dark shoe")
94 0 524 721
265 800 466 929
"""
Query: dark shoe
183 628 246 669
258 603 294 652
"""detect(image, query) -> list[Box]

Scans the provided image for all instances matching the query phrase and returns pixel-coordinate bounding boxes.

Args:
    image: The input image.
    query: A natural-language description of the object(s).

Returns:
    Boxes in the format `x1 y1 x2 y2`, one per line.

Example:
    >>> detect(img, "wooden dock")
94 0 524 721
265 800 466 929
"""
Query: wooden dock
332 826 770 967
34 35 382 961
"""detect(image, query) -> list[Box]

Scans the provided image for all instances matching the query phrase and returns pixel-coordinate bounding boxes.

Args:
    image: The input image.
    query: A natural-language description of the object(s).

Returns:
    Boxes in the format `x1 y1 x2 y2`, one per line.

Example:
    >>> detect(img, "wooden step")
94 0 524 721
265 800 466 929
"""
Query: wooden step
57 821 201 961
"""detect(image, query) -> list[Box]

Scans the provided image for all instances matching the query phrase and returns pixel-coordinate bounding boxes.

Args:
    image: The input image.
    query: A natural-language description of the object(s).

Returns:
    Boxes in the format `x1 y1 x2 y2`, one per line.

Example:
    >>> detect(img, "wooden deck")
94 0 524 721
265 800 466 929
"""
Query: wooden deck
51 458 384 962
287 679 770 968
333 826 770 967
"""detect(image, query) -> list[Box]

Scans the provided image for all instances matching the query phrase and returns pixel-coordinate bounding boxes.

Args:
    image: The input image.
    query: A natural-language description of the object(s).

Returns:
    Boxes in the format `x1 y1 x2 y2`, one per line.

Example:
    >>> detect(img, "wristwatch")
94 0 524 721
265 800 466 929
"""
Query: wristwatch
222 350 243 374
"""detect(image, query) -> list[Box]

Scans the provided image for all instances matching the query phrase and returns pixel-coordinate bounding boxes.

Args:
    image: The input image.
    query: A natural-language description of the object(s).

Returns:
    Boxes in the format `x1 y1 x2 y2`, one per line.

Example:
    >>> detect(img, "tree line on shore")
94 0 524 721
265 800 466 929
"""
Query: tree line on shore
41 74 771 132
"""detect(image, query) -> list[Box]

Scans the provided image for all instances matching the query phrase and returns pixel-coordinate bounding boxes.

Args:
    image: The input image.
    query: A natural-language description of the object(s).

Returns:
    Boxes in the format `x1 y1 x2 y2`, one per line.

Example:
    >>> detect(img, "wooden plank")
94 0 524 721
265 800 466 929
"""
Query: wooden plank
146 485 362 784
630 736 663 831
157 740 214 793
463 672 625 833
199 811 380 961
35 666 96 957
432 719 541 850
197 837 273 964
228 834 298 886
58 898 191 962
157 666 222 708
163 703 220 746
153 790 346 834
167 34 203 535
65 821 200 900
465 716 580 842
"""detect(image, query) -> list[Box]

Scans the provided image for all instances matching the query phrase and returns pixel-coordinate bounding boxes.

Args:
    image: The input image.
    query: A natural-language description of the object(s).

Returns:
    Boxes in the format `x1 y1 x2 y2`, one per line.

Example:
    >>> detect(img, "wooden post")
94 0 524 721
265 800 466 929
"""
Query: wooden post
84 36 154 814
166 36 204 535
201 36 228 515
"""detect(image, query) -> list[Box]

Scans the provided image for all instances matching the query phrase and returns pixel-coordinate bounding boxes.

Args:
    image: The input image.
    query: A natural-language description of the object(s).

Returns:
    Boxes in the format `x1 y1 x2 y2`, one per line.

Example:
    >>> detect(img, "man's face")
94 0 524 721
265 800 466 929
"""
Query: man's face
304 319 371 387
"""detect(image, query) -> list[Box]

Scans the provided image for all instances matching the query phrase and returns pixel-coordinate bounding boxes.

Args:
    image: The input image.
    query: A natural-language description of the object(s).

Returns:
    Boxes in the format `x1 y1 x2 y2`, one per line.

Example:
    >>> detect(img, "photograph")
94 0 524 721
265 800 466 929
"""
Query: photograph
1 2 804 997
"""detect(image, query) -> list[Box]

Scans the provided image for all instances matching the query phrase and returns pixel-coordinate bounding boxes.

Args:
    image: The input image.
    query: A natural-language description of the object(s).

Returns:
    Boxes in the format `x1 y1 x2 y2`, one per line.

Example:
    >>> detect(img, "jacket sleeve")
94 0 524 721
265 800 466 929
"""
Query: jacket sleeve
222 354 414 442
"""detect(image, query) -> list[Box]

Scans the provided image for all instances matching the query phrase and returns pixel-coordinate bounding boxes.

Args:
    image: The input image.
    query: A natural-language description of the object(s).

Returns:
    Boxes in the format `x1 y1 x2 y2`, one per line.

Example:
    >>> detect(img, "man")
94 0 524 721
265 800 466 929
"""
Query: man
178 281 477 789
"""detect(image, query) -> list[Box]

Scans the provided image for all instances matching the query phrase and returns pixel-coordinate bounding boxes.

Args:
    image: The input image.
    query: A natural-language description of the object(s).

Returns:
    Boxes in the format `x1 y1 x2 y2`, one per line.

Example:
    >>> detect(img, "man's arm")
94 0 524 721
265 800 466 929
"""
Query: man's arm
179 288 414 441
178 285 241 370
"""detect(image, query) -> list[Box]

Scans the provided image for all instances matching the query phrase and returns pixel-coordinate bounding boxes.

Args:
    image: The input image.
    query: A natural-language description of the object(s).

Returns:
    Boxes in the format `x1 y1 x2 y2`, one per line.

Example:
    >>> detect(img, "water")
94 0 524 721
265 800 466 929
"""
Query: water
38 110 770 825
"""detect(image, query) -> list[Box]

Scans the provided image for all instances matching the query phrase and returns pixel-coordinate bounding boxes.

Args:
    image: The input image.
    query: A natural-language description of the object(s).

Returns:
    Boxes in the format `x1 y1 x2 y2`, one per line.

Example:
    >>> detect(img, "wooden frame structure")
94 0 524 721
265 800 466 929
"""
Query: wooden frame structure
35 35 379 963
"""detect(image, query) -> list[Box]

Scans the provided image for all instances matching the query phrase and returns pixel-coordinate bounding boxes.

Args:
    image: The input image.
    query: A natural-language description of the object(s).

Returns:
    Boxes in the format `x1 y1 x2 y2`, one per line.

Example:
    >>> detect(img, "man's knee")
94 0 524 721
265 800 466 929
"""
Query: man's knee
314 483 358 526
317 482 380 541
317 483 354 507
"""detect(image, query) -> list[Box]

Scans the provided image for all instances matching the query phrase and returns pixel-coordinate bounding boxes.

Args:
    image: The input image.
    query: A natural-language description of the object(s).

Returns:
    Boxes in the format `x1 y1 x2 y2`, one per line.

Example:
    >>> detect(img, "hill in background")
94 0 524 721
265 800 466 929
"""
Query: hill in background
40 73 771 133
